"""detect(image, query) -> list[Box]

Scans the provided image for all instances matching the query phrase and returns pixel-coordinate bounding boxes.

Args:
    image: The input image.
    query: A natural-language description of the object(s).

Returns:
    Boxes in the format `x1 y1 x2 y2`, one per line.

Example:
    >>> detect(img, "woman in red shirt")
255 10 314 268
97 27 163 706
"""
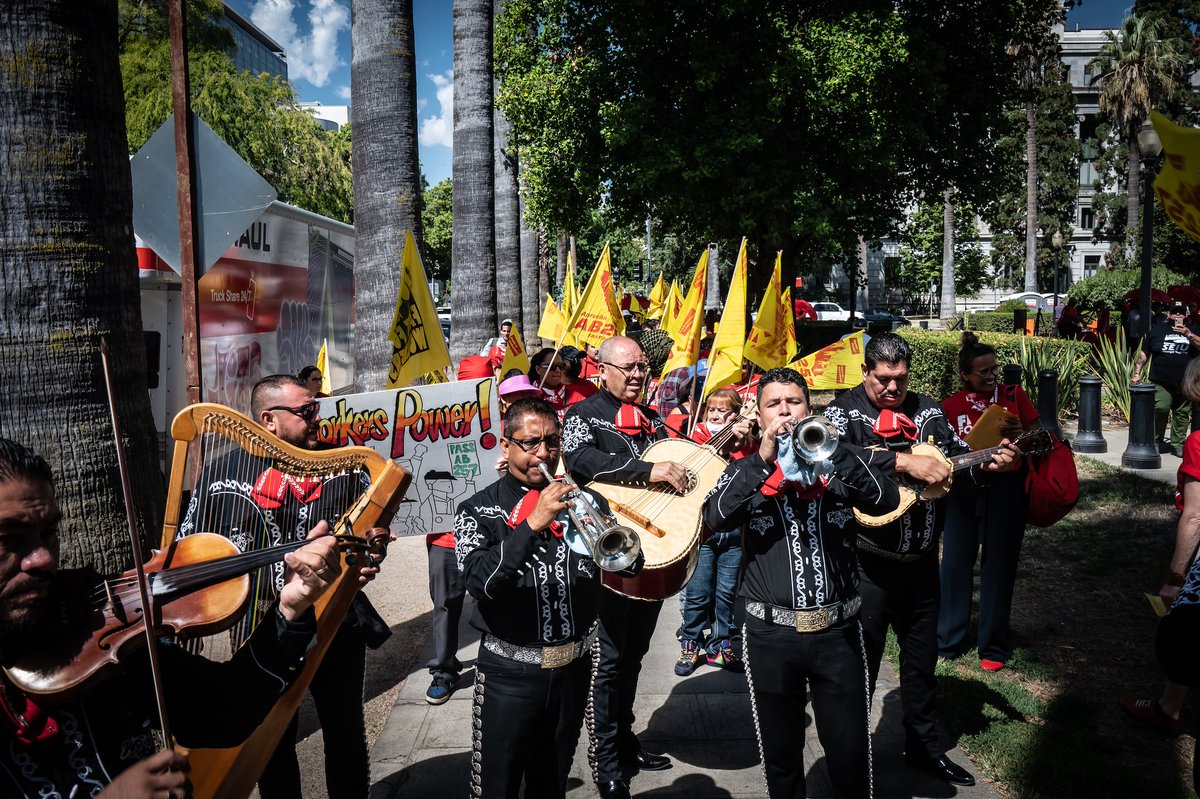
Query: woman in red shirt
528 347 595 420
938 332 1040 672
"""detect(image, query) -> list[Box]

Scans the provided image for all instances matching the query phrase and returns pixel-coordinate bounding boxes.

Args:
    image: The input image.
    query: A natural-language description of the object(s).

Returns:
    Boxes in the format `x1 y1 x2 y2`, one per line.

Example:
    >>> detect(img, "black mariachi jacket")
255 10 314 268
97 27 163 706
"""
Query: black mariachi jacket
455 473 602 646
561 390 667 486
702 444 899 610
823 385 971 556
0 607 314 798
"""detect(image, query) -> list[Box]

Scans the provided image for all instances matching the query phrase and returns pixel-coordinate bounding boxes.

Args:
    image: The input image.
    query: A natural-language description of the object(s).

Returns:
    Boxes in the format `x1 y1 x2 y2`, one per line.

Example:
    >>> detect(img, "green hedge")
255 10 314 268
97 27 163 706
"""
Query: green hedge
897 328 1092 413
965 311 1054 336
1066 266 1188 309
795 320 853 357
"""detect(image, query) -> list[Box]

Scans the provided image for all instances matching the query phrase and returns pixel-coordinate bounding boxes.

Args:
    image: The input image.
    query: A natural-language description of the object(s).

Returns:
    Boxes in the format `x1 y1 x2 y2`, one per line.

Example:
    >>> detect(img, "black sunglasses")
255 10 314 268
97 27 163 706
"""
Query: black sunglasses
505 435 562 453
267 401 320 422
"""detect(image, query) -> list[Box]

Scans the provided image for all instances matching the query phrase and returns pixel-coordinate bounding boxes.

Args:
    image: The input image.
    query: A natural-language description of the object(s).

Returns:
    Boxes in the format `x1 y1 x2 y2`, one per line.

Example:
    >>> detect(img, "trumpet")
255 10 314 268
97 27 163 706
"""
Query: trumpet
790 415 839 463
537 463 642 572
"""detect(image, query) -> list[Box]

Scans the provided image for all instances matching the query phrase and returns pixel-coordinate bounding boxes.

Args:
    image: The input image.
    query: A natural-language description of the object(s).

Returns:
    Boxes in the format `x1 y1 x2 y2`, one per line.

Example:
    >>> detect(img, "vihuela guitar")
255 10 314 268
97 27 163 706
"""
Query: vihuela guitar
854 428 1053 527
589 401 756 601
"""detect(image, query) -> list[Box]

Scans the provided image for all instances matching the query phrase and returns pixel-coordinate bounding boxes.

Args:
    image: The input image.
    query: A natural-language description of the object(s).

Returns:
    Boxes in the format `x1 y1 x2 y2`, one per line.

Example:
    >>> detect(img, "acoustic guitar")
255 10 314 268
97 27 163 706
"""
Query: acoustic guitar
854 428 1053 527
590 401 756 601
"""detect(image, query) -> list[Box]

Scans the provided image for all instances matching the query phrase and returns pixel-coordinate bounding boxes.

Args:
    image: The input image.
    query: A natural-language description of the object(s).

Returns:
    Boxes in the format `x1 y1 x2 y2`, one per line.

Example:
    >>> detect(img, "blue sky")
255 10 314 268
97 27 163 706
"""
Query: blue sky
227 0 1132 189
227 0 454 185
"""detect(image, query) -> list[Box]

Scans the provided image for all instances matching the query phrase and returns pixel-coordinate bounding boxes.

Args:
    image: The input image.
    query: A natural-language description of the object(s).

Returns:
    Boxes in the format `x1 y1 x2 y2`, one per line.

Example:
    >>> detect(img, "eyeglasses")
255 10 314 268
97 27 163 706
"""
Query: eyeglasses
267 401 320 422
971 366 1001 378
602 361 650 377
505 435 562 453
537 362 565 371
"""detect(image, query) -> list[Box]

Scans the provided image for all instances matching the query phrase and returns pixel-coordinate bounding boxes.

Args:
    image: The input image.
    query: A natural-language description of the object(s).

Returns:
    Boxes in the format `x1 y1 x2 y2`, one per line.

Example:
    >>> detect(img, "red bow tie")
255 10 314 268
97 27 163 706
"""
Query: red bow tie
251 468 325 509
761 462 827 499
614 402 652 436
873 409 917 442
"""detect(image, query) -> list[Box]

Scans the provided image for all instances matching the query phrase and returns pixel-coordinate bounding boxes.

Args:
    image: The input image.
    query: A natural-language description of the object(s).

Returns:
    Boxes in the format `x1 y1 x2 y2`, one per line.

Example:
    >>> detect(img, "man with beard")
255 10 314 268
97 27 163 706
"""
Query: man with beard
561 336 689 799
0 437 364 798
824 333 1017 787
179 374 392 799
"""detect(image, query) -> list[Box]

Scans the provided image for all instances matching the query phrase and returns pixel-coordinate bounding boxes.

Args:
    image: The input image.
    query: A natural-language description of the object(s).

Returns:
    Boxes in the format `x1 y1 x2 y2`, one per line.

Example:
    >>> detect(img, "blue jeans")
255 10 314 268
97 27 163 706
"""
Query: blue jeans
679 530 741 655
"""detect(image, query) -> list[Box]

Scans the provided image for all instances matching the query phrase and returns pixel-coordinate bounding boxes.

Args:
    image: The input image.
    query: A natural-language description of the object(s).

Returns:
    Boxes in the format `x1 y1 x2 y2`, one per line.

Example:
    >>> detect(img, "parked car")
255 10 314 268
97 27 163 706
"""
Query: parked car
811 302 861 322
854 310 911 331
998 291 1052 311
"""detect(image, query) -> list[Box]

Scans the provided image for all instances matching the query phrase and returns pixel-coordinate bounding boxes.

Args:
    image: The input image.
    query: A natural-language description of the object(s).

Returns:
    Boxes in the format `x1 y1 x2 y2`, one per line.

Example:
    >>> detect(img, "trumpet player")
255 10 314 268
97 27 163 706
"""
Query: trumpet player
455 397 615 799
702 367 900 799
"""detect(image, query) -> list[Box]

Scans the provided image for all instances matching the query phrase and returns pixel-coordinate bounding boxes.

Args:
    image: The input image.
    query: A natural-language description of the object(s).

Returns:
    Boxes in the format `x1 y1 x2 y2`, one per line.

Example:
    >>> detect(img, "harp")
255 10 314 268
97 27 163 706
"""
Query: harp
158 403 411 799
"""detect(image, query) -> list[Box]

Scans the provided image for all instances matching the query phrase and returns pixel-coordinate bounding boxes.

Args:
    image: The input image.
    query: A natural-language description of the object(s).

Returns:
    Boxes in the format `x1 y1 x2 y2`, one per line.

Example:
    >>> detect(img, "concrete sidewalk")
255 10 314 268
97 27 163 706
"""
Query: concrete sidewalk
369 592 1002 798
1062 420 1177 485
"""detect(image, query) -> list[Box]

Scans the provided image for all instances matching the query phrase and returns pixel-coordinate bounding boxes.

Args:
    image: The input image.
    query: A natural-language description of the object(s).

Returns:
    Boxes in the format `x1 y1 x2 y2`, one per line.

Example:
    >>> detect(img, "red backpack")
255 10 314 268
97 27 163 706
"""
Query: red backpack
1025 435 1079 527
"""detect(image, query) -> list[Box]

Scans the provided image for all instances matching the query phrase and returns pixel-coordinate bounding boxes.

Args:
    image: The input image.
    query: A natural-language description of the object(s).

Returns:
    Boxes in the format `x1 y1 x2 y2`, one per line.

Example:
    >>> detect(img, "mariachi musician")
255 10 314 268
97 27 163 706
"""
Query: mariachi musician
455 397 622 798
0 438 376 798
702 368 899 798
560 336 690 799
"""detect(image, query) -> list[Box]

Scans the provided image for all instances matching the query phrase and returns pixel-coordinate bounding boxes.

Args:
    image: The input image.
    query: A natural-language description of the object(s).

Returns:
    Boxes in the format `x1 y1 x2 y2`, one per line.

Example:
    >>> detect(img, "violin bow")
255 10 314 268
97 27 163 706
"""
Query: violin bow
99 338 174 747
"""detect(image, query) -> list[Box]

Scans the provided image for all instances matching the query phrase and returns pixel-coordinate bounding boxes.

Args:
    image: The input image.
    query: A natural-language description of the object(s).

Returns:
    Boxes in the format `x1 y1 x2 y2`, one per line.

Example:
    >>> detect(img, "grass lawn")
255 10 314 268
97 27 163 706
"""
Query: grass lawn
884 457 1197 798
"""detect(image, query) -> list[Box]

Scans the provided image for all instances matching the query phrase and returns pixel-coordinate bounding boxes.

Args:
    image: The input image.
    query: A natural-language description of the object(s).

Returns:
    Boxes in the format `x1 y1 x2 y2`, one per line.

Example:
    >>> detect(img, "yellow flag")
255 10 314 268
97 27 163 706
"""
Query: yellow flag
662 279 686 335
791 331 866 390
702 239 748 398
647 273 666 320
315 338 333 394
538 294 578 347
1151 109 1200 244
499 325 531 375
386 230 452 389
567 243 626 349
744 252 797 371
562 268 577 319
662 249 710 374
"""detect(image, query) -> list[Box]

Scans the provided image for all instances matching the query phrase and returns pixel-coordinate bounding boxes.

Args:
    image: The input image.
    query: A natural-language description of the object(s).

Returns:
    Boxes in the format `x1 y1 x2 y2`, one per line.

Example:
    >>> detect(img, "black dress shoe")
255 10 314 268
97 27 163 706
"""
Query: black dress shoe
597 779 631 799
905 753 976 786
622 749 672 771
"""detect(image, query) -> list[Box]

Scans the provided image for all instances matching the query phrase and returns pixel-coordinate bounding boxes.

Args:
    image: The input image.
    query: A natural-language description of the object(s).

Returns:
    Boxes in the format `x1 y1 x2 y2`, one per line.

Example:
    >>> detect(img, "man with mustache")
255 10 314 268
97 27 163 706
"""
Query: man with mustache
561 336 689 799
823 333 1018 788
0 437 364 798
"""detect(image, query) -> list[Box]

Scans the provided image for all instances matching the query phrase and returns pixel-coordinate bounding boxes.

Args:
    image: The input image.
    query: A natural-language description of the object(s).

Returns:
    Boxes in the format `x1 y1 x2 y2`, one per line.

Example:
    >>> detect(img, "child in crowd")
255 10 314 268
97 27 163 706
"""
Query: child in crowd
676 387 755 675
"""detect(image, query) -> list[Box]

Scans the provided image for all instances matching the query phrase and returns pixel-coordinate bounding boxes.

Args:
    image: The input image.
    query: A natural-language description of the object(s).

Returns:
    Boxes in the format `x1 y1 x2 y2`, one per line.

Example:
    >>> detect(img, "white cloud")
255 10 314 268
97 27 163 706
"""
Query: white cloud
250 0 349 88
419 71 453 149
337 84 351 100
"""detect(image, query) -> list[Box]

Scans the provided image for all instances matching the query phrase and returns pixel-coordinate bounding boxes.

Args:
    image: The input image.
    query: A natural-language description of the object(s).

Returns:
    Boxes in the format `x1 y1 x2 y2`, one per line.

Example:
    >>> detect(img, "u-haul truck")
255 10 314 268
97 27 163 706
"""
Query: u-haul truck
138 201 355 454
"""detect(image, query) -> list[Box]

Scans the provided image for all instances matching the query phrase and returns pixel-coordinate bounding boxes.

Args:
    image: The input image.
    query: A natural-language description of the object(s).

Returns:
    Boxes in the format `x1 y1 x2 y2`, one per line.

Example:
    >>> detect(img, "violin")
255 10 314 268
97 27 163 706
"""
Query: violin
3 529 381 700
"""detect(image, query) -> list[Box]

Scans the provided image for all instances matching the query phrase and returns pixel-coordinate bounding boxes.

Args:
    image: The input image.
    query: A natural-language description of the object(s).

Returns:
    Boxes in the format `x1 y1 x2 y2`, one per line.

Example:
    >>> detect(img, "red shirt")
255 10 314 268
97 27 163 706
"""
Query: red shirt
1176 431 1200 511
941 384 1039 442
541 382 597 420
691 420 756 459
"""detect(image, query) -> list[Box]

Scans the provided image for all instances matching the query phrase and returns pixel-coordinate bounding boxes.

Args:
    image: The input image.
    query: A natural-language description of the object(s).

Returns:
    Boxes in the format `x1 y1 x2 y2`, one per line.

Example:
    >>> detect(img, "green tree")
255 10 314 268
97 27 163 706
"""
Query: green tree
422 178 454 281
119 0 353 222
896 196 987 307
3 0 165 571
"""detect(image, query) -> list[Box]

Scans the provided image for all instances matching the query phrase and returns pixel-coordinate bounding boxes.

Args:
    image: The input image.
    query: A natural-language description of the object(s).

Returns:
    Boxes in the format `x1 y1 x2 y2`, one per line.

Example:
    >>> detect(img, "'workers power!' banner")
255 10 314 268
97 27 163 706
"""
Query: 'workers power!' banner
315 378 501 536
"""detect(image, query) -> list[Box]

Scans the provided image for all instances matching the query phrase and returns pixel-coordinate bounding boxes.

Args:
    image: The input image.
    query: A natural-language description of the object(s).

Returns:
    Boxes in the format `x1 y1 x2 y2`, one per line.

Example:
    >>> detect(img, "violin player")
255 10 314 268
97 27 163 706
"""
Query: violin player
0 437 375 798
454 397 615 798
823 333 1018 788
177 374 392 799
701 367 900 798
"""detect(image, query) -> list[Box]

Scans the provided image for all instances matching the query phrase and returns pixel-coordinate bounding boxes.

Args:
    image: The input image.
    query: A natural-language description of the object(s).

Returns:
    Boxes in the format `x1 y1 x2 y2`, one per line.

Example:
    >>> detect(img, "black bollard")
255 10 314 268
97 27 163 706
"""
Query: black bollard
1002 364 1023 386
1037 368 1062 441
1074 375 1107 453
1123 384 1162 469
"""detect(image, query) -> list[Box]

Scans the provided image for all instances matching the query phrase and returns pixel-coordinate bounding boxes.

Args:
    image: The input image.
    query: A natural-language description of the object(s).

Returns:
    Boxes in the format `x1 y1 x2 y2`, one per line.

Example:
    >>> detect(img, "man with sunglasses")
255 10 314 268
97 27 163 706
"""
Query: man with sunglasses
178 374 390 799
562 336 688 799
455 397 615 798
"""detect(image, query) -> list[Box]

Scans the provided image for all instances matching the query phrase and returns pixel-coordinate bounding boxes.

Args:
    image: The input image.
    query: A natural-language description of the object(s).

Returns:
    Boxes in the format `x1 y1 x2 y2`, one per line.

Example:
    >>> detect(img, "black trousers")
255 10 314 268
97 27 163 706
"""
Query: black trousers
471 644 593 799
427 542 466 678
590 591 663 783
259 620 369 799
743 615 872 799
938 472 1027 662
857 550 942 761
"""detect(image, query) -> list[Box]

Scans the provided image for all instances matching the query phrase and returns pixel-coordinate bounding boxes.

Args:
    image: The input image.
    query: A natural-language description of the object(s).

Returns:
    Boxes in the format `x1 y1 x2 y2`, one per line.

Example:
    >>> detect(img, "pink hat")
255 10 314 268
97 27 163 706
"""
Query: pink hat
498 375 541 398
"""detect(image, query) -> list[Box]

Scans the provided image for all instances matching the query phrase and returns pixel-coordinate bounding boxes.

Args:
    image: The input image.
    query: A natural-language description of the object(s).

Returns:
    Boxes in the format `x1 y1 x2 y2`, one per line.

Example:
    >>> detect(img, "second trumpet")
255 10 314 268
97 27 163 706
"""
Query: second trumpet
538 463 641 572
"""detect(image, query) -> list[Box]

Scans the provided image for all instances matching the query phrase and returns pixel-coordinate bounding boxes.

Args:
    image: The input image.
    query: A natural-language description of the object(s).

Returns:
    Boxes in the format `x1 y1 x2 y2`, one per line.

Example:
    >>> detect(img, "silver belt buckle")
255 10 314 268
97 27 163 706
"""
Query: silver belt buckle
541 642 575 669
794 606 831 633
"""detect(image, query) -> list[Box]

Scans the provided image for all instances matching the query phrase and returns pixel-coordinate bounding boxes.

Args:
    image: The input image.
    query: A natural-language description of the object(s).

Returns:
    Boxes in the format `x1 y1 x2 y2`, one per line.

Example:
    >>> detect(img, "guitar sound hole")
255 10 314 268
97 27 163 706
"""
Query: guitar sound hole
681 469 698 494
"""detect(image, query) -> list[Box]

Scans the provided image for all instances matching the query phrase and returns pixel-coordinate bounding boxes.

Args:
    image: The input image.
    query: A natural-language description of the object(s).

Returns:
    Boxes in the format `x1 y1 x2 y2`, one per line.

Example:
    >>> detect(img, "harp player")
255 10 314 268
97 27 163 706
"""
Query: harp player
0 437 373 798
177 374 392 799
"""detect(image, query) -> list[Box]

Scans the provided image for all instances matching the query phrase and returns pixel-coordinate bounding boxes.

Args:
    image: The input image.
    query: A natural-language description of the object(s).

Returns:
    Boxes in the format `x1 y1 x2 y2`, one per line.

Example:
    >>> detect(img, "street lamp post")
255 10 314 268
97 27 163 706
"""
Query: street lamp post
1051 231 1064 317
1137 118 1164 340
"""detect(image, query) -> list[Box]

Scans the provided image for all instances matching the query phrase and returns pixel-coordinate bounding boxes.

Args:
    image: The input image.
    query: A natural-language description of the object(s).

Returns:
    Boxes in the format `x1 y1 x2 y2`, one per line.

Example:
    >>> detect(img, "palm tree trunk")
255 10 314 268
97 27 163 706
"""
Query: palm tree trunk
519 180 540 346
1024 99 1038 292
450 0 497 365
940 188 957 322
0 0 164 572
492 7 522 331
1126 138 1142 261
351 0 423 391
